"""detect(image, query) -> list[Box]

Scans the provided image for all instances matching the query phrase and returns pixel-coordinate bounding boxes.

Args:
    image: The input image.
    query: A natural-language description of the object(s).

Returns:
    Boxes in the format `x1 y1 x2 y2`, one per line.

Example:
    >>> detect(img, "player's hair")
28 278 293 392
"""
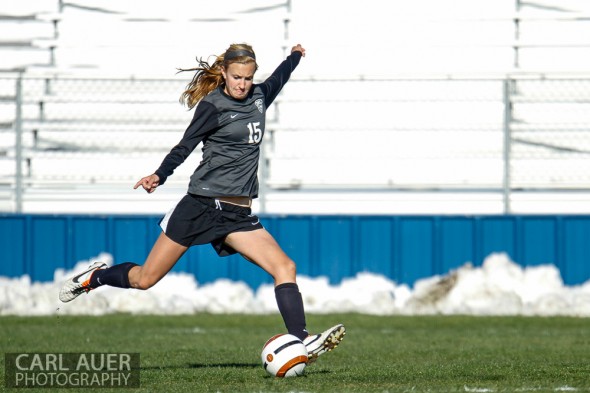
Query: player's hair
178 43 258 109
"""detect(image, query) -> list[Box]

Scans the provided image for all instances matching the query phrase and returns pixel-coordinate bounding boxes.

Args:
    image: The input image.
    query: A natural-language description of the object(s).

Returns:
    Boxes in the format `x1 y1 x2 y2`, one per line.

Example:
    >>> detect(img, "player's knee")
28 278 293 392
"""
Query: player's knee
286 259 297 275
275 258 297 281
131 269 158 290
134 278 154 290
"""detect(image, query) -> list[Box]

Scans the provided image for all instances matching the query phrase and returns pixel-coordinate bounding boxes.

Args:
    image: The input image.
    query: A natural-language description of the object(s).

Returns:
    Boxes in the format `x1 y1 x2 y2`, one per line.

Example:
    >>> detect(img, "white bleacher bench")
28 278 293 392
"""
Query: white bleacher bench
26 130 182 153
21 150 201 186
23 93 179 104
0 5 58 71
20 120 187 152
22 120 187 132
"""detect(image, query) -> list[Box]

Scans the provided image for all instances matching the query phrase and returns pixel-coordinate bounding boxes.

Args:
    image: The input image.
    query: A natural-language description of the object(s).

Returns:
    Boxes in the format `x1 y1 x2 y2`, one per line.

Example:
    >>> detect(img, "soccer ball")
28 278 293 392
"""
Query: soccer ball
261 334 308 377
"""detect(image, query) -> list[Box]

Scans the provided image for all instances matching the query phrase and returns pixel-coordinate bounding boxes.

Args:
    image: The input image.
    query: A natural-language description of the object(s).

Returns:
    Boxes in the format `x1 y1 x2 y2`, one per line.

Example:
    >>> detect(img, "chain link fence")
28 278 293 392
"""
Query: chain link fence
1 73 590 213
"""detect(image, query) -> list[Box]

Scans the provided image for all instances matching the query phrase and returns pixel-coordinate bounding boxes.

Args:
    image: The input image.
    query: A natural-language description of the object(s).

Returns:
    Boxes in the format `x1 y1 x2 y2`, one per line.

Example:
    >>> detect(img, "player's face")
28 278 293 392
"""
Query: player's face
222 62 256 100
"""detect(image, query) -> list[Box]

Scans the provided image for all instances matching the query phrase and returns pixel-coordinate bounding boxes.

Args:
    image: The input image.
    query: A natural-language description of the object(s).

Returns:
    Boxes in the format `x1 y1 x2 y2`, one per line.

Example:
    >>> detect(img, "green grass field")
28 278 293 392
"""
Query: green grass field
1 313 589 392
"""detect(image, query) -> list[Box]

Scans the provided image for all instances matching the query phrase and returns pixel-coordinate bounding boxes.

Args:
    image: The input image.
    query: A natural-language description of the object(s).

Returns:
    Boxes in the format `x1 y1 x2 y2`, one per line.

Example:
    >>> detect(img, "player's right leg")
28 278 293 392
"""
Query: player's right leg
127 232 188 289
58 261 108 302
59 232 187 302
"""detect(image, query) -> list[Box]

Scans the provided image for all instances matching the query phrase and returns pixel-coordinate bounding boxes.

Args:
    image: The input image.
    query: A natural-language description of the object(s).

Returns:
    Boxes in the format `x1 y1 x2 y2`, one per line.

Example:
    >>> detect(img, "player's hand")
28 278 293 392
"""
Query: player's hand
291 44 306 57
134 174 160 194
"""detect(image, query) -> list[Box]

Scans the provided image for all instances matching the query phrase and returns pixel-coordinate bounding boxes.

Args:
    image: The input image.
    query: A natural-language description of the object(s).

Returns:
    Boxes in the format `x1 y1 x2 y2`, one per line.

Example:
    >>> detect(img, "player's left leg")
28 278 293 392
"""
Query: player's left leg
225 228 307 338
224 228 346 362
303 323 346 364
225 228 296 285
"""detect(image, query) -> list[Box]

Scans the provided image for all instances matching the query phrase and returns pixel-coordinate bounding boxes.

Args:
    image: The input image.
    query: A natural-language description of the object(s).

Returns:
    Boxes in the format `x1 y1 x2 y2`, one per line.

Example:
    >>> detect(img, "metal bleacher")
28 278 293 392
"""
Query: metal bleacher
2 0 590 214
265 78 505 189
265 0 590 214
0 0 58 208
0 0 289 213
0 1 56 72
7 76 199 213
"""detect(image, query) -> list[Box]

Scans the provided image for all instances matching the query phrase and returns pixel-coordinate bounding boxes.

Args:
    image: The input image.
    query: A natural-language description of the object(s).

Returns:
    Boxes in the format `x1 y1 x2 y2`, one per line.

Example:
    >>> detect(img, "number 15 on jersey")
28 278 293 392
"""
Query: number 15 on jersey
247 122 262 144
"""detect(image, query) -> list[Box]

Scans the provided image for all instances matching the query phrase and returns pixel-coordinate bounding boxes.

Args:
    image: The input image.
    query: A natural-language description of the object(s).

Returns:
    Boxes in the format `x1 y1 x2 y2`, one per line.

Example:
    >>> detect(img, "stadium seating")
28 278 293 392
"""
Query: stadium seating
0 0 58 72
1 0 590 214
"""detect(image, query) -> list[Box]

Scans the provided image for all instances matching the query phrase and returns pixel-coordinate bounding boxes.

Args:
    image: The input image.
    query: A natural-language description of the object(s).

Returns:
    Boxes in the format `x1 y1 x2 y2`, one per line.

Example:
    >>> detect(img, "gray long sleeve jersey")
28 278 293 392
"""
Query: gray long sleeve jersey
154 51 302 198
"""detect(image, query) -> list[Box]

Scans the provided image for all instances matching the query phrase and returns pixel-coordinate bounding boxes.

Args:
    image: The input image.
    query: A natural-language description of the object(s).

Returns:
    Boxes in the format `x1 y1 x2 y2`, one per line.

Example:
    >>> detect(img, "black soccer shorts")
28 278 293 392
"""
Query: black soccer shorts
159 193 263 256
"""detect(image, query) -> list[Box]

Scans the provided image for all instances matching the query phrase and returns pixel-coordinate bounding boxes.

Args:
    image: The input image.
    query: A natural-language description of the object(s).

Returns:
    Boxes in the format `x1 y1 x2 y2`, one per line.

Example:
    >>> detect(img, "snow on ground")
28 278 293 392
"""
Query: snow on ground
1 253 589 317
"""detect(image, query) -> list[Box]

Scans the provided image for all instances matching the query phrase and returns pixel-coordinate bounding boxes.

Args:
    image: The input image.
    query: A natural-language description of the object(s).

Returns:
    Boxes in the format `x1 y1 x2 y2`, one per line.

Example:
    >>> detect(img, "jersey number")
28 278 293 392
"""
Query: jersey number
247 122 262 144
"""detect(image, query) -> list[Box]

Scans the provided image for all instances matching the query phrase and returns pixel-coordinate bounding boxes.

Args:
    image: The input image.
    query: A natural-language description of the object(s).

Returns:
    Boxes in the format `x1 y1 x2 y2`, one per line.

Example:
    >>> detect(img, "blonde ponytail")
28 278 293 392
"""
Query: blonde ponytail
178 43 258 109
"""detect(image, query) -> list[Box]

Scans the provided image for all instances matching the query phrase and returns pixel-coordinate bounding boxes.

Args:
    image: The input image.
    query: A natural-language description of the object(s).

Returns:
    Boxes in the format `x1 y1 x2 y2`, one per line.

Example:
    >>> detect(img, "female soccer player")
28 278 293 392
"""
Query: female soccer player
59 43 345 363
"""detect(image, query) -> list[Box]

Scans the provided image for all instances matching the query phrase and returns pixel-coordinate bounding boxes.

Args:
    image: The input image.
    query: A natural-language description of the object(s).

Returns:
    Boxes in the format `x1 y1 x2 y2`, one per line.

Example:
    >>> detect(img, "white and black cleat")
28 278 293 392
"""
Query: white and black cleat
303 323 346 364
58 261 106 303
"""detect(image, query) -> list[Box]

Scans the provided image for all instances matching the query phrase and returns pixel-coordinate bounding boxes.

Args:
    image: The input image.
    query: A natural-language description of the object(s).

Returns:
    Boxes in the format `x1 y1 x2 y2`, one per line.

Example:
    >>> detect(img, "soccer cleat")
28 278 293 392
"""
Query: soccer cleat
303 323 346 364
58 261 107 303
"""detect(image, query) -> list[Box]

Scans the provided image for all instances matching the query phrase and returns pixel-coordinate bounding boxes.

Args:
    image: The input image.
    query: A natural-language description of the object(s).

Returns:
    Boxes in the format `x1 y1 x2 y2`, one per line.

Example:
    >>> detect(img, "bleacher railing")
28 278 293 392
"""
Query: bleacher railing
1 73 590 214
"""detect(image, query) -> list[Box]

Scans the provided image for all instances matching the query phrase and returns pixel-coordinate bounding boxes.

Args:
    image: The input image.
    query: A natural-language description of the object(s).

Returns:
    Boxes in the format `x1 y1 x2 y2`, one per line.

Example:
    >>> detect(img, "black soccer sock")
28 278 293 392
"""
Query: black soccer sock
274 282 308 341
89 262 138 289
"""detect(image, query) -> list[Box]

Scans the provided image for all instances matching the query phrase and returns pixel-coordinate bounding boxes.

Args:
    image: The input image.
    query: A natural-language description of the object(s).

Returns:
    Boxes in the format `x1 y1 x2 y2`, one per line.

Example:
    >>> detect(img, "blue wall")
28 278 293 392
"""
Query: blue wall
1 214 589 288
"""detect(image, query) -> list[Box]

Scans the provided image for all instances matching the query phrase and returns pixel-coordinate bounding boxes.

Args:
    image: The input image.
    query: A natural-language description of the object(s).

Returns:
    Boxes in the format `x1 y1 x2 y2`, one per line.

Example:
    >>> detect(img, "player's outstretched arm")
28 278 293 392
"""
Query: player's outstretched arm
291 44 306 57
134 174 160 193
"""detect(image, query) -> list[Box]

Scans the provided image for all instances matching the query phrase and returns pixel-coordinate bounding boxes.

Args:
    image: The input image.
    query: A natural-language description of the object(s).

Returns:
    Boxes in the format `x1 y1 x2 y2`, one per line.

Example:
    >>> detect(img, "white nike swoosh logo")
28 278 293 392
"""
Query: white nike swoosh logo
230 114 238 118
72 271 89 284
251 219 260 226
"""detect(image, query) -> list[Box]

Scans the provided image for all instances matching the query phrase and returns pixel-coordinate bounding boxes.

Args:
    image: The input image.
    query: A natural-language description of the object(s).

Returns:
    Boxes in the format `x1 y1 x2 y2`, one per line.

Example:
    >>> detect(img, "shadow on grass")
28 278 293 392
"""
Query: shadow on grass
140 362 259 370
188 362 260 369
188 363 333 374
141 363 333 375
